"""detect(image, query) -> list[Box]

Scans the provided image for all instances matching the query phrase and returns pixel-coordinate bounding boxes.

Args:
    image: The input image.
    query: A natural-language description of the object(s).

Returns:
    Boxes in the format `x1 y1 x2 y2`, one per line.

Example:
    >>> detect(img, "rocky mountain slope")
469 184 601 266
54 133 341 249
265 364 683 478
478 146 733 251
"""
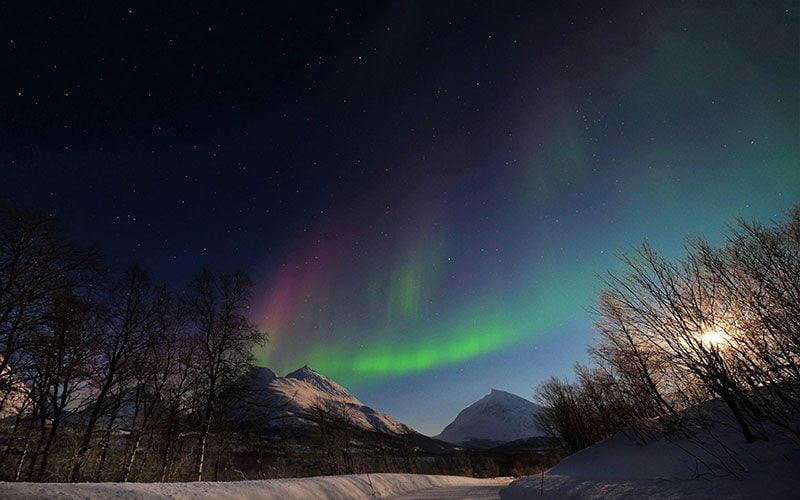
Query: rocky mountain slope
239 365 412 435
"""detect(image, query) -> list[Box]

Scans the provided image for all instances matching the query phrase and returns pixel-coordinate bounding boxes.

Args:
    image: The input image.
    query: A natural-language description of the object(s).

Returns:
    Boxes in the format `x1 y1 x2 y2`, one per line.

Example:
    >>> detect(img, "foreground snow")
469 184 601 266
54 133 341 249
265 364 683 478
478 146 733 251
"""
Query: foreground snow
502 401 800 499
0 473 509 499
502 467 800 500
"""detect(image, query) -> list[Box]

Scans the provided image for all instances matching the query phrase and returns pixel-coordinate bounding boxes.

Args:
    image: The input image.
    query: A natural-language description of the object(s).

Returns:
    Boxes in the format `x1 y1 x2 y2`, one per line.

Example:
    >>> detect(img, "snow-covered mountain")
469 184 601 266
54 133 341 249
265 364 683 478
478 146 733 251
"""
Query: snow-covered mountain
434 389 545 447
239 365 412 435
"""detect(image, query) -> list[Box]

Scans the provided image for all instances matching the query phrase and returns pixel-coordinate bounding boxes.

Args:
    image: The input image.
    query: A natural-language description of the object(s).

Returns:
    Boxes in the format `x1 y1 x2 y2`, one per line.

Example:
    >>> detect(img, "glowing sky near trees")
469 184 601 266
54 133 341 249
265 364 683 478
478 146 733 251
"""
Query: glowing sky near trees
251 2 799 433
2 1 798 435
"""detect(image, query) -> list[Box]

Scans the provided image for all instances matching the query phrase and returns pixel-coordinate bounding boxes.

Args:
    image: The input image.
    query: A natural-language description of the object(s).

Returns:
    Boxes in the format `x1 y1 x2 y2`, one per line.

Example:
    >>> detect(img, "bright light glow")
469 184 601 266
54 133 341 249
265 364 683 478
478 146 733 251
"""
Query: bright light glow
699 329 728 348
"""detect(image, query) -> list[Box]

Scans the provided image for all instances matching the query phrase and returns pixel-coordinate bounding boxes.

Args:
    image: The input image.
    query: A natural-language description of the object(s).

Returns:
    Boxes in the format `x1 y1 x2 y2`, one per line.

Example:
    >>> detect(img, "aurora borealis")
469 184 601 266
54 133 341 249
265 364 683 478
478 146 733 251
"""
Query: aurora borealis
249 2 799 432
3 1 799 435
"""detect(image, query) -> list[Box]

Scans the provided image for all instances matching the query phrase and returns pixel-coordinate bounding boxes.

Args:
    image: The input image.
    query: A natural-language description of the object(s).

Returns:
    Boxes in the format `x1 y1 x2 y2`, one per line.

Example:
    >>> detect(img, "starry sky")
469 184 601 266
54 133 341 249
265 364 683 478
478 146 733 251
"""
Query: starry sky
2 1 798 435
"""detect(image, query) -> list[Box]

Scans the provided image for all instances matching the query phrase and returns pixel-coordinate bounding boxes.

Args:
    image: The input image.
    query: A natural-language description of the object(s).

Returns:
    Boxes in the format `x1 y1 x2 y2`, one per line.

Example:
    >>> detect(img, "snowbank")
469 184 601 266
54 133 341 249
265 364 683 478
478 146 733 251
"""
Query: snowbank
501 402 800 499
0 473 500 499
501 466 800 500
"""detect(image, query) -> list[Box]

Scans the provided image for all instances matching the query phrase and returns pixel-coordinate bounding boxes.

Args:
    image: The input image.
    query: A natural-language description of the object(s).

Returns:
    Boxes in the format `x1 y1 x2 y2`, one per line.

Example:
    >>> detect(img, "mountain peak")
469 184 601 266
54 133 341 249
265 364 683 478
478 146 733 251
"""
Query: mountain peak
285 365 320 381
287 365 314 376
434 389 545 446
246 365 411 434
285 365 350 398
486 388 525 402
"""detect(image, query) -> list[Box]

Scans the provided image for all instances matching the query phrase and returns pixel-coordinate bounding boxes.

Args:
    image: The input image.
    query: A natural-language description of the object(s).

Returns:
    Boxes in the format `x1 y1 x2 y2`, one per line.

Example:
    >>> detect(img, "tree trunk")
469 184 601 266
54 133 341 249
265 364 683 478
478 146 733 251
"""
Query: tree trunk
13 415 36 481
118 393 143 482
194 390 215 482
35 415 62 481
1 408 25 467
70 381 113 482
720 389 756 443
25 409 49 481
159 411 177 482
194 416 211 482
131 429 155 482
93 395 122 481
213 432 224 481
120 430 143 482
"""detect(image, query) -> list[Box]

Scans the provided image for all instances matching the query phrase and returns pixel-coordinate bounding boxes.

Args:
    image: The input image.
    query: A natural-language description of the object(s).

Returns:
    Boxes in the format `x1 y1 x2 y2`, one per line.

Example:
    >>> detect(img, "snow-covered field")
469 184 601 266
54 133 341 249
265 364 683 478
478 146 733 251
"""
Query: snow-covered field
502 401 800 499
0 473 510 499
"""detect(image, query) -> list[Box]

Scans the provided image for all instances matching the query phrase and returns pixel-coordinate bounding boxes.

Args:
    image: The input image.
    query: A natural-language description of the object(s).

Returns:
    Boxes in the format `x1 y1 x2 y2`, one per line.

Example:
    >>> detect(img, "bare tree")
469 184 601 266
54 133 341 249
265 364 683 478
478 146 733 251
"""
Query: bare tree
0 205 293 483
70 266 164 482
25 292 100 481
539 205 800 456
306 400 357 475
119 291 190 482
184 270 266 481
0 206 99 417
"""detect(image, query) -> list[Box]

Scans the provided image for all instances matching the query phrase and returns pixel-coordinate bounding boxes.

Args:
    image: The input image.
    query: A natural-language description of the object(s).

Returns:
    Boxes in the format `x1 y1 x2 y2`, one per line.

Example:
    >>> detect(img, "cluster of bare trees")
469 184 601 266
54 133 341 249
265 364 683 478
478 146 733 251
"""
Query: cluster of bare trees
537 205 800 454
301 400 419 476
0 205 266 482
306 401 358 475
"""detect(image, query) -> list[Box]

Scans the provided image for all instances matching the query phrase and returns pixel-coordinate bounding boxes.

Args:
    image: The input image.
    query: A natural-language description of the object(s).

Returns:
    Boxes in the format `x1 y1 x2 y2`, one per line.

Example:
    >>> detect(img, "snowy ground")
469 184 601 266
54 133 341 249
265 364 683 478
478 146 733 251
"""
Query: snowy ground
385 478 509 499
502 402 800 499
0 473 510 499
502 468 800 500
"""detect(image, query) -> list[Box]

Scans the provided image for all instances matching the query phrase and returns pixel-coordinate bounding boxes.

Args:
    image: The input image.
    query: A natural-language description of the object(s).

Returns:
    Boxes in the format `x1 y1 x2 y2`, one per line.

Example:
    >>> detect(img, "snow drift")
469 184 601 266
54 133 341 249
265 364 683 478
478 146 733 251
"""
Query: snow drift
501 399 800 499
0 473 504 499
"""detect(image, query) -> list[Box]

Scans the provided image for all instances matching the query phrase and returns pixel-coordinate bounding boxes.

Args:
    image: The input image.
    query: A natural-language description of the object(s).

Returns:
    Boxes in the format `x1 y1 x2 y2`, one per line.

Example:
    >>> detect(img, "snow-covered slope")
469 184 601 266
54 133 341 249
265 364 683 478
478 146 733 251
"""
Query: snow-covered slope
0 473 511 499
241 366 412 435
434 389 545 446
501 399 800 499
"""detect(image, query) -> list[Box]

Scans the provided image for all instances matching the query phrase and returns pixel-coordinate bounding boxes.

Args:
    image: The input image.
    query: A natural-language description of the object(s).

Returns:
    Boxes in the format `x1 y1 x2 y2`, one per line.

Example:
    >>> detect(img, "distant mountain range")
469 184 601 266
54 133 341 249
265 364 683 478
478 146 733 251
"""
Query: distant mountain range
3 361 549 452
434 389 546 448
240 368 552 452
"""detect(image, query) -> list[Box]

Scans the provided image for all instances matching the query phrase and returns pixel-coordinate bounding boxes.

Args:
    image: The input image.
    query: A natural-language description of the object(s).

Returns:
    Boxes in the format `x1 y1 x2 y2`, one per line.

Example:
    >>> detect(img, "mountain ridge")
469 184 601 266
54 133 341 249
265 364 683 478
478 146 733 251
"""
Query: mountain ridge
241 365 412 435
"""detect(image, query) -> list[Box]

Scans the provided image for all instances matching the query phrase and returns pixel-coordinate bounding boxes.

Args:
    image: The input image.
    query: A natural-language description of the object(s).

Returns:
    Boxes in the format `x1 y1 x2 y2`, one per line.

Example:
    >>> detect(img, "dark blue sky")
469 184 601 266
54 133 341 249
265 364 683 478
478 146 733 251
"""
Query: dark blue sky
2 1 798 434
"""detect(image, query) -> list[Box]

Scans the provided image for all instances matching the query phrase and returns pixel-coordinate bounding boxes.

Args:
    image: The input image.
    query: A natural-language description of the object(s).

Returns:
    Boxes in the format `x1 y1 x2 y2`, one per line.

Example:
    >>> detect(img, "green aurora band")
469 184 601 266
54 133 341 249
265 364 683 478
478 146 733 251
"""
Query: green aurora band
255 2 799 389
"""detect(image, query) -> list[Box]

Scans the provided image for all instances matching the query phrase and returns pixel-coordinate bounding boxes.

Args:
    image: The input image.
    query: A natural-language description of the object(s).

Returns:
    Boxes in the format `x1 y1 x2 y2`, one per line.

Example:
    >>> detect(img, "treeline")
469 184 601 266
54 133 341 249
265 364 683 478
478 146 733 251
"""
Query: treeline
0 205 267 482
536 205 800 454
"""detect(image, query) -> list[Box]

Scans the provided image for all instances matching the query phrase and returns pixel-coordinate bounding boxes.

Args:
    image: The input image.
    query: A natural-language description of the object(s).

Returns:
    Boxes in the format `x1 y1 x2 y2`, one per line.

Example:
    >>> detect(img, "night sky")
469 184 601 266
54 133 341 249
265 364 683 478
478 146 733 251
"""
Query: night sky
2 1 798 435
